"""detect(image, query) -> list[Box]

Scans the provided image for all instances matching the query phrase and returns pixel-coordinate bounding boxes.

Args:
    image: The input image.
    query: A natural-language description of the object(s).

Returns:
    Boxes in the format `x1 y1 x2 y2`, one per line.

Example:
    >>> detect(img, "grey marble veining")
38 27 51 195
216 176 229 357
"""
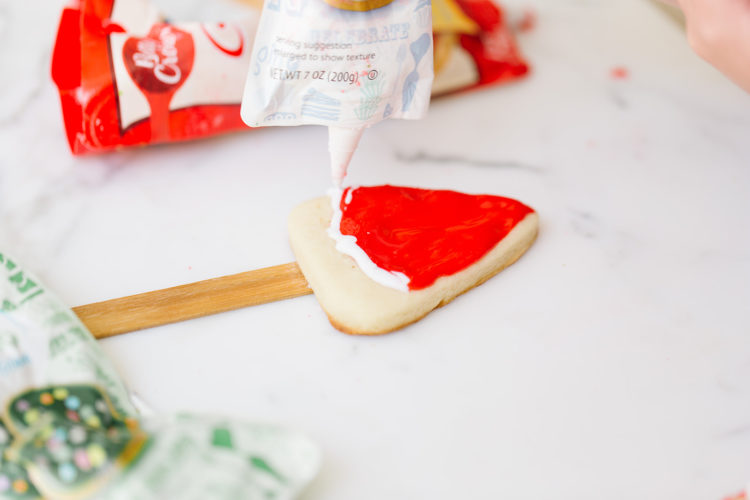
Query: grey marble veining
0 0 749 499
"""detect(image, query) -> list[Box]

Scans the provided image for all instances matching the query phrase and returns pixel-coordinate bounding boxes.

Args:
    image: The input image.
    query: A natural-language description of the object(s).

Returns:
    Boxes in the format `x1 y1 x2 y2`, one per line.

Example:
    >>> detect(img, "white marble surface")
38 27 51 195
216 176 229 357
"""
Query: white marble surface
1 0 749 498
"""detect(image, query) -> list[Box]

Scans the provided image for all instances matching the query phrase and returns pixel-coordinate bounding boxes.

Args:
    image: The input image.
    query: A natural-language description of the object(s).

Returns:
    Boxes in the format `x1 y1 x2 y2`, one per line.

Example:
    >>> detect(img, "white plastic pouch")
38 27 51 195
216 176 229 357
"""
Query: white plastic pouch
242 0 433 128
241 0 434 183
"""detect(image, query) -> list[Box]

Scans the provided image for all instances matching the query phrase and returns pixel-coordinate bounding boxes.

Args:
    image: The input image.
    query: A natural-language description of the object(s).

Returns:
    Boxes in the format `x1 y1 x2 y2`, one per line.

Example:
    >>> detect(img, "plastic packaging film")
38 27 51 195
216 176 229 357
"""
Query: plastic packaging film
0 251 319 499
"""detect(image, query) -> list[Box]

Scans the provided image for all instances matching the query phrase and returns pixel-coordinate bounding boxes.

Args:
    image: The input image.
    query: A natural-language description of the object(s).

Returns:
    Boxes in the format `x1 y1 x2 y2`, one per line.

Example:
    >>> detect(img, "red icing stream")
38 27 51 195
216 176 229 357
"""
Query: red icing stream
338 185 534 290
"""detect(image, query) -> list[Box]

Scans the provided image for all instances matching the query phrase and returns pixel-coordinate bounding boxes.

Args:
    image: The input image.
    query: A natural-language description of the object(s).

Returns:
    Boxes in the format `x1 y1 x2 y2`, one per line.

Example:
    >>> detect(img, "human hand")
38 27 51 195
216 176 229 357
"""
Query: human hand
662 0 750 93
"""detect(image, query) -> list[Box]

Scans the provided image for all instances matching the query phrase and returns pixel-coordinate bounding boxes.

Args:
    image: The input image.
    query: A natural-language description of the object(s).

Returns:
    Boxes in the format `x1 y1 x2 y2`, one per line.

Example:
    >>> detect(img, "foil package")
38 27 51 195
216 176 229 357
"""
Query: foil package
51 0 258 154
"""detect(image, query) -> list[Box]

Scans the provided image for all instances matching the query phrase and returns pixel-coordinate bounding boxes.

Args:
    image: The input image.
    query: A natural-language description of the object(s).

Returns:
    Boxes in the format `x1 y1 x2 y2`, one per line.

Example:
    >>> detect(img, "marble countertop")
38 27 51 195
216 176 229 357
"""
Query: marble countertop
1 0 749 498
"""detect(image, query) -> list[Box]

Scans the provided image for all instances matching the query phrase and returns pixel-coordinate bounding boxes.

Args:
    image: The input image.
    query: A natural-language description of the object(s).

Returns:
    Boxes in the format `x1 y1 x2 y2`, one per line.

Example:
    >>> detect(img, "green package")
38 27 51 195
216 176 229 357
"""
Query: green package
0 252 319 499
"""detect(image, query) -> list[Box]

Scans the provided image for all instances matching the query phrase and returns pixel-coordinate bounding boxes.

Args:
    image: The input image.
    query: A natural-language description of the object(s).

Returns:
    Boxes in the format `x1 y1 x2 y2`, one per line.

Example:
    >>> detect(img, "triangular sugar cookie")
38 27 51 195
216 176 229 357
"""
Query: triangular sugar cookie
288 185 538 334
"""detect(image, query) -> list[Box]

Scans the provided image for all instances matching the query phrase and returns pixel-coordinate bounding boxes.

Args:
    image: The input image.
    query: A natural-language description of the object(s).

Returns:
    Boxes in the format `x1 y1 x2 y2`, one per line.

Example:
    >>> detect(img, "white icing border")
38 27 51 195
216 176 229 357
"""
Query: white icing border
327 187 410 292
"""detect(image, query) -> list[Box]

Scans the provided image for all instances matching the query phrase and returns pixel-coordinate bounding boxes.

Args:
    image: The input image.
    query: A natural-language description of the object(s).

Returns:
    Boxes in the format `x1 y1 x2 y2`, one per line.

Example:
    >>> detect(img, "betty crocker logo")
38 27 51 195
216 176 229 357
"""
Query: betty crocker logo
123 24 195 94
122 24 195 141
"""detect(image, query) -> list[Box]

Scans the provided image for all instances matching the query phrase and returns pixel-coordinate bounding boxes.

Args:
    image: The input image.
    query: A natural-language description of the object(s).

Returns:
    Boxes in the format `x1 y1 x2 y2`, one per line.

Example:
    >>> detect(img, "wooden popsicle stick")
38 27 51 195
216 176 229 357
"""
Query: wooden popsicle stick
72 262 312 339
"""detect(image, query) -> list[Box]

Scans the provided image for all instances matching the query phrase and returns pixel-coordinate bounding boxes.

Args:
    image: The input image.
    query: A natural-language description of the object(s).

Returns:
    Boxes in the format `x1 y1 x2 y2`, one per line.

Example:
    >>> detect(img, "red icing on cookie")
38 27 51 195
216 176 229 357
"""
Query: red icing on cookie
338 185 534 290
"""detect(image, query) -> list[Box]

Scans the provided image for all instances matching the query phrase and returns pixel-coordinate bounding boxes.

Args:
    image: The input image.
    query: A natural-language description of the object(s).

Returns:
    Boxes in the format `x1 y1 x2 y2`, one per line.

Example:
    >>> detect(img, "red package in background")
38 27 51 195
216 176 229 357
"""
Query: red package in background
52 0 257 155
53 0 528 155
432 0 529 96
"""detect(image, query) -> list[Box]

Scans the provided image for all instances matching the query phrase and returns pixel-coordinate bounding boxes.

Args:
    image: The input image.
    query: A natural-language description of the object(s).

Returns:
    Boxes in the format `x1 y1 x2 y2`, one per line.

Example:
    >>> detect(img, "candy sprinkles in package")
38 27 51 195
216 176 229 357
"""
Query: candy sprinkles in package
52 0 259 155
241 0 434 184
0 251 319 499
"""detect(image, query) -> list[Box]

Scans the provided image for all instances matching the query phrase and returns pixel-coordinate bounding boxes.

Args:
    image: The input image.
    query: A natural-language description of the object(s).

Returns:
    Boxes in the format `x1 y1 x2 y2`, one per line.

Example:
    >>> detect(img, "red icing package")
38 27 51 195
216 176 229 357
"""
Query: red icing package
51 0 258 154
431 0 529 95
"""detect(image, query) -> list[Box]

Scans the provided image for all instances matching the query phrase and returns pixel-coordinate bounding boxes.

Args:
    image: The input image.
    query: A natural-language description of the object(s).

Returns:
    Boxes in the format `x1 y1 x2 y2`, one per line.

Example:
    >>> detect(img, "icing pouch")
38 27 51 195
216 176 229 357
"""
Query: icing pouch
240 0 434 129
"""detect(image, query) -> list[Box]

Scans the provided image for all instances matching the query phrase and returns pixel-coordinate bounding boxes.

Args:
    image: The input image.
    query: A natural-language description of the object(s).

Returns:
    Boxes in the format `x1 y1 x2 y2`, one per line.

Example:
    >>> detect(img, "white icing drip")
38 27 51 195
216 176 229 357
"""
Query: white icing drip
327 187 410 292
328 126 365 187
